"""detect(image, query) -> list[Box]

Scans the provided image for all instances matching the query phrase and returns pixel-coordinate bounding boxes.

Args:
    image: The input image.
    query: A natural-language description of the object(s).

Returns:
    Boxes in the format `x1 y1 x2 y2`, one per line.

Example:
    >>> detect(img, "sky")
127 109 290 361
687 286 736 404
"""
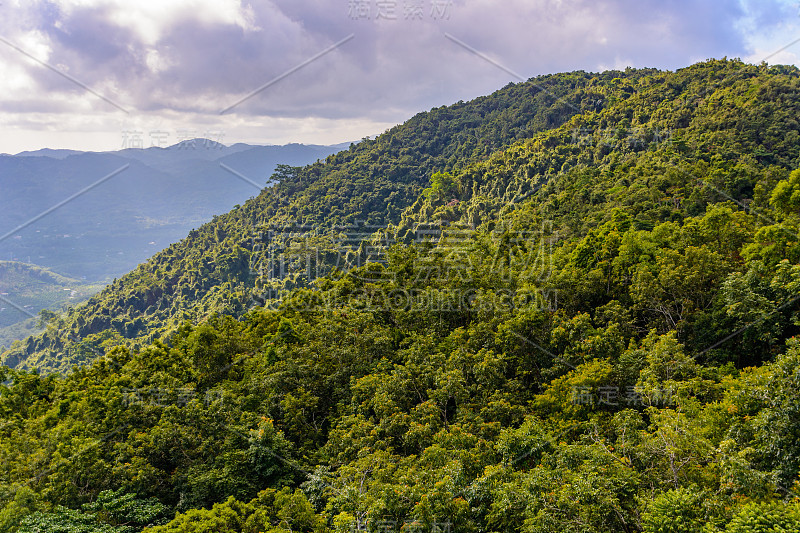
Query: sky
0 0 799 154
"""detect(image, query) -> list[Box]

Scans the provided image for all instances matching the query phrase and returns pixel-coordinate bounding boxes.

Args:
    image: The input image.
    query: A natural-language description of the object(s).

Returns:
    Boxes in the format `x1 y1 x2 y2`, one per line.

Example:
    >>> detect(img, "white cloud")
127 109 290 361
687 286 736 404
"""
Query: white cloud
145 49 172 74
51 0 259 44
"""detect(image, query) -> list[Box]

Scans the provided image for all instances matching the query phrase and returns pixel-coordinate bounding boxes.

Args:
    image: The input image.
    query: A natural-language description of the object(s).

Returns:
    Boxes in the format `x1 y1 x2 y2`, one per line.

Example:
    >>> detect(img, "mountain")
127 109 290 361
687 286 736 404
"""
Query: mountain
2 68 630 370
0 140 344 281
2 59 800 532
14 148 83 159
0 141 344 345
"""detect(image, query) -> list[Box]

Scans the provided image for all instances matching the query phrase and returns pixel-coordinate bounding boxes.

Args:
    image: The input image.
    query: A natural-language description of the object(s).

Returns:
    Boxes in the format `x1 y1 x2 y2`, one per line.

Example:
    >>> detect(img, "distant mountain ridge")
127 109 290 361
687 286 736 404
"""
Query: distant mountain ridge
13 148 83 159
0 140 346 281
0 139 347 346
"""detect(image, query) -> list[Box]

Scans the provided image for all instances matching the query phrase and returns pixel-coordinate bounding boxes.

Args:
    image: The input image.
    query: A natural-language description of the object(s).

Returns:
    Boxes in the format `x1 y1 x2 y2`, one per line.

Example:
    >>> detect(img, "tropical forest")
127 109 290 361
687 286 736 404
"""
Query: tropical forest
2 58 800 532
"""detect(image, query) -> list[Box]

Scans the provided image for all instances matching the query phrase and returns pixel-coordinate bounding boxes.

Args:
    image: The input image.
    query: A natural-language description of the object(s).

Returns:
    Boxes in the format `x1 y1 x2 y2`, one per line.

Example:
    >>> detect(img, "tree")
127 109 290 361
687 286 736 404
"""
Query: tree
641 487 706 533
770 169 800 216
725 501 800 533
424 172 458 202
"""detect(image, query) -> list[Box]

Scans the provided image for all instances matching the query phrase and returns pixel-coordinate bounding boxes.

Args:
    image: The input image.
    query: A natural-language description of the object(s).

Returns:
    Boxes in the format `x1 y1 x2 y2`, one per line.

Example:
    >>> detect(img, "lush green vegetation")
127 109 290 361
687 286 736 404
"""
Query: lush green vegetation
1 67 633 372
1 59 800 531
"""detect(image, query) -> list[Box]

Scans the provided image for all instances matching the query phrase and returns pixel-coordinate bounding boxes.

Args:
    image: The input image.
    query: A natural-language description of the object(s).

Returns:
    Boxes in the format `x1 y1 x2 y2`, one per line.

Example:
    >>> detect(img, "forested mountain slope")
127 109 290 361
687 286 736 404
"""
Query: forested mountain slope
1 59 800 532
3 68 641 372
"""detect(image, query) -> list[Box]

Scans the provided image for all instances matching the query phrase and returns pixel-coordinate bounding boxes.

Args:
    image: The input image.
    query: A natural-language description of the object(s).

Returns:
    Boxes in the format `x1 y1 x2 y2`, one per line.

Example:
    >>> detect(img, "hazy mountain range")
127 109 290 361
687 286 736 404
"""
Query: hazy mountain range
0 140 348 343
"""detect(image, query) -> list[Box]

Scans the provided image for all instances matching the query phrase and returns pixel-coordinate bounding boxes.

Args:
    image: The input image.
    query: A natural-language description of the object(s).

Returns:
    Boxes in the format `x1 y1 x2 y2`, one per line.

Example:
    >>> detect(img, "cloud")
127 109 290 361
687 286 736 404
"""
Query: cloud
50 0 259 44
0 0 795 152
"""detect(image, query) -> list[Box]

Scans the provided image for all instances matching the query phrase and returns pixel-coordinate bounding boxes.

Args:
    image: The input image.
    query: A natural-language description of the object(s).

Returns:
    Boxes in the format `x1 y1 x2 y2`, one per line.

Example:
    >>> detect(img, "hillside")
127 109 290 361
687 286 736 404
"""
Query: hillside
0 261 104 349
1 59 800 532
3 68 632 372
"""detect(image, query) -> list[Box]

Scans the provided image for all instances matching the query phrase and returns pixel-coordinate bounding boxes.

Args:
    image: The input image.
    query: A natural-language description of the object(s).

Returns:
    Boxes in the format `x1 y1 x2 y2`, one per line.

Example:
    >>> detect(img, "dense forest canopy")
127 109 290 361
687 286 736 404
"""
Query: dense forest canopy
1 58 800 532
